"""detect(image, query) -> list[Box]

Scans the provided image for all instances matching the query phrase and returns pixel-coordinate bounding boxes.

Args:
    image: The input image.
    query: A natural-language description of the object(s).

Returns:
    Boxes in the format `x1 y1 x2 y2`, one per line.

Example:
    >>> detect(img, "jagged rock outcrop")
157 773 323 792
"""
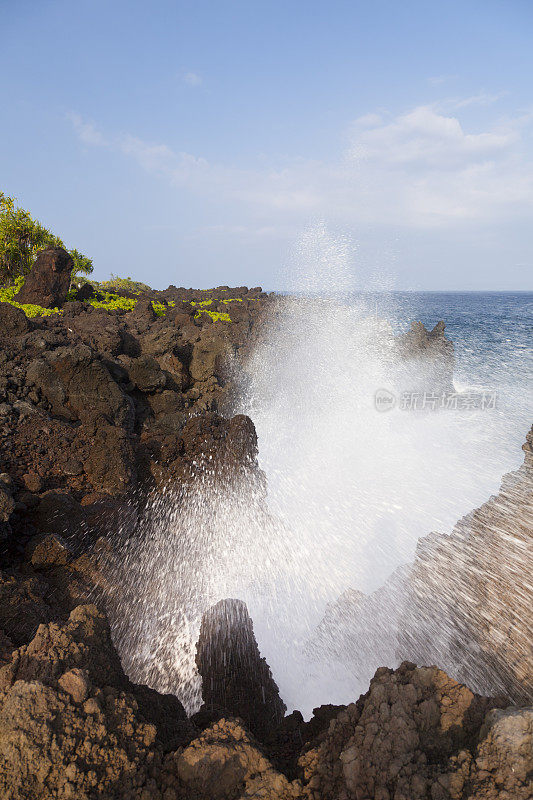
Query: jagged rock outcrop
0 604 191 800
307 425 533 708
166 718 299 799
0 290 269 551
298 661 531 800
398 424 533 704
195 598 286 741
0 284 530 798
0 302 32 337
0 609 529 800
393 319 455 396
14 246 73 308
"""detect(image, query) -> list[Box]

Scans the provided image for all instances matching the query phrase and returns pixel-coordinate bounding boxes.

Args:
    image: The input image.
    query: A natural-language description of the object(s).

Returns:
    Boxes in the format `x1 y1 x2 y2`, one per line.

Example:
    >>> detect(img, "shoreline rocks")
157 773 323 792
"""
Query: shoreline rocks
0 276 530 798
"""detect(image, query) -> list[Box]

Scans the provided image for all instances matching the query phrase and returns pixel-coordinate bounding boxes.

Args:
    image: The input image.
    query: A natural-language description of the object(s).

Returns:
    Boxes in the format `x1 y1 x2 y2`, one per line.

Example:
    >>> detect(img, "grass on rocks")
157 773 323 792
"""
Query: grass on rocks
0 276 243 322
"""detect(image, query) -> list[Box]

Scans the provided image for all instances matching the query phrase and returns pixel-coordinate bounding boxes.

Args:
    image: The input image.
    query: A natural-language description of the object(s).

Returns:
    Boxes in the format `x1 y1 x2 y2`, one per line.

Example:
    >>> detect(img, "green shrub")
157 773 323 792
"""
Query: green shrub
88 292 138 312
0 272 235 323
195 309 231 322
0 192 93 285
99 274 152 294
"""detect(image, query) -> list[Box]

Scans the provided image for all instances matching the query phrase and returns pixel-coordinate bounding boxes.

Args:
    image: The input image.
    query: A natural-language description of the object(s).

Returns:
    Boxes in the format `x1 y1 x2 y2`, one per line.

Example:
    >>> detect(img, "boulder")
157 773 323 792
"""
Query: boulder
299 661 513 800
26 345 133 427
0 675 156 800
15 247 73 308
0 302 31 336
71 282 103 301
174 719 297 799
127 354 167 393
25 533 70 569
0 604 126 690
68 308 125 355
471 706 533 799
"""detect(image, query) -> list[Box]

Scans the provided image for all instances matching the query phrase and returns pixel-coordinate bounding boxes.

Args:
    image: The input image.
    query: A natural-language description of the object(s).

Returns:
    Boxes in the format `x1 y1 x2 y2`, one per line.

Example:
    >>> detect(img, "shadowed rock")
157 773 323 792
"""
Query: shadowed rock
0 302 32 336
15 247 73 308
195 598 286 740
395 319 455 394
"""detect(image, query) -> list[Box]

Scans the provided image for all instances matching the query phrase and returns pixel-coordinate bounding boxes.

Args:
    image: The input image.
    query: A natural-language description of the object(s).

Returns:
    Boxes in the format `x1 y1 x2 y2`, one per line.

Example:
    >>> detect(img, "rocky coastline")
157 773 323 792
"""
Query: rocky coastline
0 249 531 799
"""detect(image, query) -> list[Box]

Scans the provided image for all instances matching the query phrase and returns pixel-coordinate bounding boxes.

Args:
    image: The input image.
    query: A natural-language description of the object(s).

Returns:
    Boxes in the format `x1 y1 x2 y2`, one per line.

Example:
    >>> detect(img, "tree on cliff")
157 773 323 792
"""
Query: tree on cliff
0 192 93 286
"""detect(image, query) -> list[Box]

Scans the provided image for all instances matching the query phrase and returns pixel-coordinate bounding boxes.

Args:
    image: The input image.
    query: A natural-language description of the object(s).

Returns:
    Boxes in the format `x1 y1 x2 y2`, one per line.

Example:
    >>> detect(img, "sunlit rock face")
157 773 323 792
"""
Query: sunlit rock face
14 246 73 308
306 425 533 707
298 661 532 800
398 424 533 703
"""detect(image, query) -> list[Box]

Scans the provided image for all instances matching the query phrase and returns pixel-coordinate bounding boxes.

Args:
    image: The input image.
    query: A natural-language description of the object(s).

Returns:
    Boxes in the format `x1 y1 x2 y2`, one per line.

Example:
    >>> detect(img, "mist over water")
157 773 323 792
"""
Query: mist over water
110 224 532 717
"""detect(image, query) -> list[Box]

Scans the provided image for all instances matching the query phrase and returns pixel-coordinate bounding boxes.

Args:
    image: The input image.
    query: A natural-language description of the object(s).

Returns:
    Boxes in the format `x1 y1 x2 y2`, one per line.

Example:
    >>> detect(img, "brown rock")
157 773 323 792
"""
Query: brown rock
15 246 73 308
128 354 167 392
22 472 43 493
25 533 70 569
0 302 31 336
58 667 90 703
176 718 296 799
26 344 133 427
299 662 511 800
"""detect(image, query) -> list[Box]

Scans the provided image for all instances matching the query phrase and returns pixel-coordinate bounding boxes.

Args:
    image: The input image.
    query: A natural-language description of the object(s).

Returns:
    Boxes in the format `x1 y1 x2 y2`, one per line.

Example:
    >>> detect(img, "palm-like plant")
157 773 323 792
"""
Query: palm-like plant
0 192 93 286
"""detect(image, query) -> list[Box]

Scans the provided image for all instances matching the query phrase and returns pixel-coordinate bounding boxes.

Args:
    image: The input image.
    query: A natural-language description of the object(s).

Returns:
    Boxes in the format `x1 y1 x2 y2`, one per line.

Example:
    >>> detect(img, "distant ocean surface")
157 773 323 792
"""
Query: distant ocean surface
345 290 533 473
362 291 533 391
275 289 532 470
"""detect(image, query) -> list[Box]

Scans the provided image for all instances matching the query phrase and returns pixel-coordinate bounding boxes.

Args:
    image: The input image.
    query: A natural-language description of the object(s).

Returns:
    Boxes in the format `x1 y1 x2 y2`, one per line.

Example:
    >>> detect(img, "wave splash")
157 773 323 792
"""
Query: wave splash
109 223 529 717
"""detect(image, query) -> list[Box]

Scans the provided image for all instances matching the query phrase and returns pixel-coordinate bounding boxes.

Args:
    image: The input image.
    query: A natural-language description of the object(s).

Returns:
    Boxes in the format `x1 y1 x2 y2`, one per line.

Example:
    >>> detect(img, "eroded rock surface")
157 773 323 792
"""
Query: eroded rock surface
398 424 533 704
0 613 530 800
308 425 533 709
0 281 530 798
14 246 73 308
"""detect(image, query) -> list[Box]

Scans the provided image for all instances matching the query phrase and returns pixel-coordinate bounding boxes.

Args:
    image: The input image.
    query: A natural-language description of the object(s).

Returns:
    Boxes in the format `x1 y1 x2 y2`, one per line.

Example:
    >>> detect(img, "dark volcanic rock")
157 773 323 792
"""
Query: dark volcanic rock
15 247 73 308
26 344 133 427
0 302 32 337
71 282 103 301
0 475 15 541
196 598 286 740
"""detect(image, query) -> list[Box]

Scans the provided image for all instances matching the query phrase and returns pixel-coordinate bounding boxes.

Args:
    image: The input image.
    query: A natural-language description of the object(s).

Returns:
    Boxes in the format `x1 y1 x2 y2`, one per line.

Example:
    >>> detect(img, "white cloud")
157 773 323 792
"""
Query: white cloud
66 112 107 147
428 74 457 86
183 71 202 87
442 91 506 110
67 103 533 232
350 105 517 170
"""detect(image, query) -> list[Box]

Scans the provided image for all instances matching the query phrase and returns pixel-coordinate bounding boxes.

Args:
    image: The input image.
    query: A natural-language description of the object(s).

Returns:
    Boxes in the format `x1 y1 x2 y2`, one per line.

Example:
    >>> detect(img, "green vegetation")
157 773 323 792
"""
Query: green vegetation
98 274 152 294
0 192 93 286
0 244 242 323
196 309 232 322
0 276 60 317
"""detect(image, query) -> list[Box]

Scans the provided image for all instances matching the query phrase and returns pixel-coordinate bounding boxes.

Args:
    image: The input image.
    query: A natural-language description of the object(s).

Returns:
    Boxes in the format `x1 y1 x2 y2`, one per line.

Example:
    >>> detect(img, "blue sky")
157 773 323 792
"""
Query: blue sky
1 0 532 289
